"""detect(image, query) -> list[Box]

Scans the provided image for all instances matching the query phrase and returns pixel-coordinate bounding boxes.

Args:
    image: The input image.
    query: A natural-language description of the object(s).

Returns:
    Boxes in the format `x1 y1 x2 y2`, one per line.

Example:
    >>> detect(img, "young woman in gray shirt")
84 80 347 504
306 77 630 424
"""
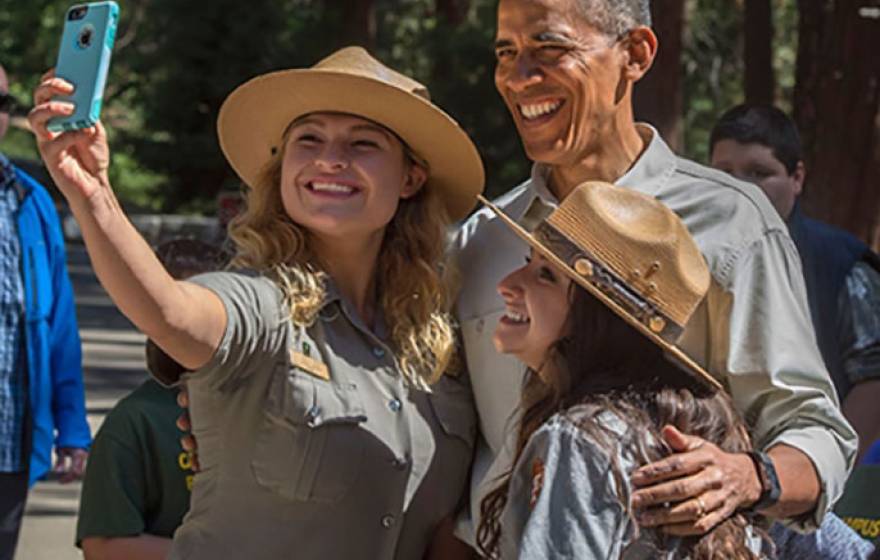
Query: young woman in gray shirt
475 182 769 559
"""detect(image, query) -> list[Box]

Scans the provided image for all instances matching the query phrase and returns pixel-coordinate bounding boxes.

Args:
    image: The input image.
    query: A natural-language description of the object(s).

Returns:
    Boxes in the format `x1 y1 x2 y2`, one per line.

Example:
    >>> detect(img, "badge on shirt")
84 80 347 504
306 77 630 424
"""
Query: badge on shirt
290 349 330 381
529 458 545 510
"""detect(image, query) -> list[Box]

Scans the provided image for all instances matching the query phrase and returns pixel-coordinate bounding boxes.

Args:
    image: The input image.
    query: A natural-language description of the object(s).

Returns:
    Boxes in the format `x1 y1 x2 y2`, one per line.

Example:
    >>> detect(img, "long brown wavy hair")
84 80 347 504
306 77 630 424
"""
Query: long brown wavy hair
227 117 457 389
477 285 766 559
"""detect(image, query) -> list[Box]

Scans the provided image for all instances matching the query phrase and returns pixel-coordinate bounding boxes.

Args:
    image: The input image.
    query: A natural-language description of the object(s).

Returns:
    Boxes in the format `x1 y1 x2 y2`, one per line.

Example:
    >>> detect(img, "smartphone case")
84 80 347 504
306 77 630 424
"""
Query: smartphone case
48 1 119 132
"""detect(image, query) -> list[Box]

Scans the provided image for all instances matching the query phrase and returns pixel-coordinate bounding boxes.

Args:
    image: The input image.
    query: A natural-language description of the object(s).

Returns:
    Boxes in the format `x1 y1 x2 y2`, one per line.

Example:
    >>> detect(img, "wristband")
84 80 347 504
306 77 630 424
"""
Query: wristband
745 450 781 512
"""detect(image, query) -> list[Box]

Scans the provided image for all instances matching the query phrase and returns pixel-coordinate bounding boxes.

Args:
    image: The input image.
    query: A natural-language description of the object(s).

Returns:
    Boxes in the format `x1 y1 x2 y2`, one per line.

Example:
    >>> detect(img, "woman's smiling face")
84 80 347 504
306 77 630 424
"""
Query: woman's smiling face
494 249 572 371
280 112 426 240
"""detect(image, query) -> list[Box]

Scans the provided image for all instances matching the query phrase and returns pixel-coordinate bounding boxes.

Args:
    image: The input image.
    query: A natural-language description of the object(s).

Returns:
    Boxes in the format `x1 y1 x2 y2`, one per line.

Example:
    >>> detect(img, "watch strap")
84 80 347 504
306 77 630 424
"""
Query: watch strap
745 450 781 512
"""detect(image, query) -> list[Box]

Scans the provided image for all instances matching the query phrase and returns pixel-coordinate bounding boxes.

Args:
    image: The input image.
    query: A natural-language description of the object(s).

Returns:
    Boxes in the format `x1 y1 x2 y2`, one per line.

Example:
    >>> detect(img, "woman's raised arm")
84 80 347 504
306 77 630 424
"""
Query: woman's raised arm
28 71 225 370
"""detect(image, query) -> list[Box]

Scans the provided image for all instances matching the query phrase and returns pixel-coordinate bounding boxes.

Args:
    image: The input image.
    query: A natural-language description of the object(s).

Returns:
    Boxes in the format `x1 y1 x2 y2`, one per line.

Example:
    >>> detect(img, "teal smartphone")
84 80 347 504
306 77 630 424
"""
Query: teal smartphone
48 1 119 132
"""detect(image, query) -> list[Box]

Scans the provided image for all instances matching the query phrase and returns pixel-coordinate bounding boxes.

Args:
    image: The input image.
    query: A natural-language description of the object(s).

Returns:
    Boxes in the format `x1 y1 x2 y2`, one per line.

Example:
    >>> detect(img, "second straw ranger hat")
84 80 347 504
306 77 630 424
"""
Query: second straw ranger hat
478 182 722 391
217 47 485 222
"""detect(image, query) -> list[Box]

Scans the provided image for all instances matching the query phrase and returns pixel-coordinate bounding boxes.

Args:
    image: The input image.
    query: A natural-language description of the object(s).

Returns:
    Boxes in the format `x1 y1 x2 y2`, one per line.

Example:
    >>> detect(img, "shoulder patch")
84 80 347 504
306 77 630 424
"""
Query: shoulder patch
529 457 546 510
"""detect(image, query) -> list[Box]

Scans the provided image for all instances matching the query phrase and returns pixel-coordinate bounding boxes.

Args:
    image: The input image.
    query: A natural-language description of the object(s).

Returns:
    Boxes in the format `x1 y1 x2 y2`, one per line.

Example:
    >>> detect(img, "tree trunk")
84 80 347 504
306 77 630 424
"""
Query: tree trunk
793 0 880 250
436 0 469 26
744 0 775 105
337 0 376 48
432 0 472 86
633 0 685 152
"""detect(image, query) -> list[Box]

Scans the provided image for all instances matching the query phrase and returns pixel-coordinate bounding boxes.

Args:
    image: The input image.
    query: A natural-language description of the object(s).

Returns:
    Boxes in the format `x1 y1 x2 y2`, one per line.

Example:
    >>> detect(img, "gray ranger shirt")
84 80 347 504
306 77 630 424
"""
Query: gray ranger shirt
167 271 476 560
499 411 767 559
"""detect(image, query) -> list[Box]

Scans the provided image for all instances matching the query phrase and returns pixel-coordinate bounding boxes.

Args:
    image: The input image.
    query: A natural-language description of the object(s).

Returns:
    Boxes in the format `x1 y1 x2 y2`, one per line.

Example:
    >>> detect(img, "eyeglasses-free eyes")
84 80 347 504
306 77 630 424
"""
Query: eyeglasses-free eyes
0 93 17 114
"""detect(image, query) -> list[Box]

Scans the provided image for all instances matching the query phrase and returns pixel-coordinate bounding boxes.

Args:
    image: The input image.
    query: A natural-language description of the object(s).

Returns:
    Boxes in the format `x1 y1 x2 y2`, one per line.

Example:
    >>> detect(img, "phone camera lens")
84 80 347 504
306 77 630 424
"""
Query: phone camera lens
68 6 88 21
78 27 93 48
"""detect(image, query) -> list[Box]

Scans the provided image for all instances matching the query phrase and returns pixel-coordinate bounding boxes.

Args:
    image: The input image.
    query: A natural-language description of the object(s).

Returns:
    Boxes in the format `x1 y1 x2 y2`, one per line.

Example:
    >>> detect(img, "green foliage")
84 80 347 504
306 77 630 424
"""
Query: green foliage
0 0 170 204
772 0 799 112
681 0 799 163
374 0 528 198
682 0 745 163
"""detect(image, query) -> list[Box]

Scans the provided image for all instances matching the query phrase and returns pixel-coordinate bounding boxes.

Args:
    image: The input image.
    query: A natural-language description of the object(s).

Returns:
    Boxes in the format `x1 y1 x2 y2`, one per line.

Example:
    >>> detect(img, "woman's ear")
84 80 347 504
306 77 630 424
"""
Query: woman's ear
401 162 428 199
621 26 658 82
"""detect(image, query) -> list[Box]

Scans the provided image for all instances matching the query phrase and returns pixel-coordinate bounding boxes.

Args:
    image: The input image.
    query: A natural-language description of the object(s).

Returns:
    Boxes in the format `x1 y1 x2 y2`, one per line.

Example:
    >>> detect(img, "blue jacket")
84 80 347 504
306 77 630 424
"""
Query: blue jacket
12 163 91 485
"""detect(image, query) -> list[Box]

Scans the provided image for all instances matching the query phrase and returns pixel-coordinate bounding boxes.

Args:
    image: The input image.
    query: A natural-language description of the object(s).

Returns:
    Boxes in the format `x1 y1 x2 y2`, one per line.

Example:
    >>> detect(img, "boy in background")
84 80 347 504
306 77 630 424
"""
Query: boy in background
76 239 227 560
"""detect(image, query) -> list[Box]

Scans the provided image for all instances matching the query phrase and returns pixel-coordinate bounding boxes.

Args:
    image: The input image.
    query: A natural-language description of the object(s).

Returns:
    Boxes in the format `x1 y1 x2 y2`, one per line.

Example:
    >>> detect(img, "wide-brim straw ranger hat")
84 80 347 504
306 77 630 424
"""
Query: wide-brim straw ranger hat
478 182 723 391
216 46 485 222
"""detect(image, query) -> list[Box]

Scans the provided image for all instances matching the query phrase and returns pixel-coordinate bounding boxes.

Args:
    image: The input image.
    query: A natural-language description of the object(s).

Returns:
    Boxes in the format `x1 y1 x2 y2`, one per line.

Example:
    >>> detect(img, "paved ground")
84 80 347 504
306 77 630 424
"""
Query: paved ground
16 244 149 560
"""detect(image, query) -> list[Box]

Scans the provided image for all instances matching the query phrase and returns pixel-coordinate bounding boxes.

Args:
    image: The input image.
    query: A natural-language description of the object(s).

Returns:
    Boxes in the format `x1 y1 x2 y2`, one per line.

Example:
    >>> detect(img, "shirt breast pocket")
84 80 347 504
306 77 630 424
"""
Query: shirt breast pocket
428 375 477 451
252 365 367 503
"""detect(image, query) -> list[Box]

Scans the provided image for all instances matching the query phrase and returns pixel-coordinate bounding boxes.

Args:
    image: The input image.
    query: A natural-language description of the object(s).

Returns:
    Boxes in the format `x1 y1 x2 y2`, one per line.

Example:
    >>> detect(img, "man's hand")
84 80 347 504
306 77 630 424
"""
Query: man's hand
176 386 200 472
53 447 88 483
629 425 761 536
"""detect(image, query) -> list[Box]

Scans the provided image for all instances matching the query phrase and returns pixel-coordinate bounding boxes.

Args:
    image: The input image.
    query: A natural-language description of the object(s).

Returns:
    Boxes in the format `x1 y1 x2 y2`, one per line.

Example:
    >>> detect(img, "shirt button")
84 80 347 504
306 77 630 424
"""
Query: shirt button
306 405 321 420
476 318 485 333
391 456 409 471
388 398 402 413
381 514 395 529
372 347 386 359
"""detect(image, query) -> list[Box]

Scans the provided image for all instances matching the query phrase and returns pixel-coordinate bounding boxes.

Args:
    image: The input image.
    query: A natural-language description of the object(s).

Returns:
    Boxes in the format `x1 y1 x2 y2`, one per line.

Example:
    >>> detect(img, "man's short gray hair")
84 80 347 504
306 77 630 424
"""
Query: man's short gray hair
574 0 652 37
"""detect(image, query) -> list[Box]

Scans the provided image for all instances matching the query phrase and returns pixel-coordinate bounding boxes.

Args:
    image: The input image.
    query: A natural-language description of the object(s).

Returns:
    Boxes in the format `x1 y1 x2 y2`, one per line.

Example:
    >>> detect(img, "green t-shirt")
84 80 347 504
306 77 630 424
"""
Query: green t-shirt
834 464 880 541
76 379 193 545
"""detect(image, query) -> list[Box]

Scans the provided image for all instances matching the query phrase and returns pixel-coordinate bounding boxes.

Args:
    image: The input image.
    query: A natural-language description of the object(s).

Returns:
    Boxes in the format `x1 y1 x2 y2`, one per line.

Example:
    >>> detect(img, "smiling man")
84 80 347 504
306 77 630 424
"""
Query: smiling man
453 0 856 546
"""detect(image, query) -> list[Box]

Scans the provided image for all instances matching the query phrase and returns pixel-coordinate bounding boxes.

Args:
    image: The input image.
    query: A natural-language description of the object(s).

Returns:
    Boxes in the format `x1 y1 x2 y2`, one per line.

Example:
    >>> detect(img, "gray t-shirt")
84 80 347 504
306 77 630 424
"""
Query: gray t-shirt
499 410 766 559
166 271 476 560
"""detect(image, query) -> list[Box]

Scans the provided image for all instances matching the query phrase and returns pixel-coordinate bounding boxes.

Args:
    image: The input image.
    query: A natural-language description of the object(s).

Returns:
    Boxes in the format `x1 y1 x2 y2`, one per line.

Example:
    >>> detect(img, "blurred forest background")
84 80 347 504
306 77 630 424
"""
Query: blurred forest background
1 0 878 247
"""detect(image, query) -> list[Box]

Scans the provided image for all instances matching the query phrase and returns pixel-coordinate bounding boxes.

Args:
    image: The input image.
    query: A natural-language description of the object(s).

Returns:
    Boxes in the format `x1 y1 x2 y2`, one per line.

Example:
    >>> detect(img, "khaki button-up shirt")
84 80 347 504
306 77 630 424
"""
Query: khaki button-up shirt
168 271 476 560
453 125 856 539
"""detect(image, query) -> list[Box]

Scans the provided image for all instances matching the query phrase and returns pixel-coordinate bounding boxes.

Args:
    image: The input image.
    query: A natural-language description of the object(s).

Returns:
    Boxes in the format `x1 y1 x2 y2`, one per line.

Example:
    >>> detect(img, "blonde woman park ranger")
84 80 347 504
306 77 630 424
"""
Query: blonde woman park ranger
28 47 484 559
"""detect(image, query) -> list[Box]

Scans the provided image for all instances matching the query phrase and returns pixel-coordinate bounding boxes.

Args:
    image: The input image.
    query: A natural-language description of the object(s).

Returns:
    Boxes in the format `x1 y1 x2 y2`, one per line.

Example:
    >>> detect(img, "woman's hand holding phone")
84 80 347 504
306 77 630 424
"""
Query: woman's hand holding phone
29 69 112 208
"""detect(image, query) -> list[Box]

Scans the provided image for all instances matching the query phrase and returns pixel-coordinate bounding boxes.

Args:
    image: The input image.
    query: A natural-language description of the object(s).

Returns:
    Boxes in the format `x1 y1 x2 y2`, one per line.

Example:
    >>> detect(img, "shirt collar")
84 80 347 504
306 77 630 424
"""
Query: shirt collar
0 153 29 202
0 153 15 190
525 123 677 202
786 201 806 243
616 124 677 195
504 163 558 226
319 276 389 342
528 163 558 206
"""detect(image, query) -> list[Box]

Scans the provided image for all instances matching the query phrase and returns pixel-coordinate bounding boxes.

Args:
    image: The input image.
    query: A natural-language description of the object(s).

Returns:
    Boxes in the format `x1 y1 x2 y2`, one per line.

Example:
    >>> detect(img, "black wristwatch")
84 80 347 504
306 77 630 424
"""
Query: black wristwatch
745 450 781 512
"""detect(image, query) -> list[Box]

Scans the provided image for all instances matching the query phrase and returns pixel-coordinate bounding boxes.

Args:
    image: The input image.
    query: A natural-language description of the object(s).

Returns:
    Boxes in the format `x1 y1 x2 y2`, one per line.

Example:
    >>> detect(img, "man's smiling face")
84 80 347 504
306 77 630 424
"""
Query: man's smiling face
494 0 626 166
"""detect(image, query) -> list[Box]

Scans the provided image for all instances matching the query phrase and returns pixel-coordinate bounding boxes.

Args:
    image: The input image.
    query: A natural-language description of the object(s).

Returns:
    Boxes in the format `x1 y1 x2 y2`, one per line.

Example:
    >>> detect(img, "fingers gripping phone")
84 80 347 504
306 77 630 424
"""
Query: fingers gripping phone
48 2 119 132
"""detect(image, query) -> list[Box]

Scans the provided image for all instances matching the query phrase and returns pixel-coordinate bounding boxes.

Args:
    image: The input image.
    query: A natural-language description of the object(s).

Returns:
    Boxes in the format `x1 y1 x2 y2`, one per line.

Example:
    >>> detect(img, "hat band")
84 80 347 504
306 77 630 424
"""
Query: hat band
534 222 684 343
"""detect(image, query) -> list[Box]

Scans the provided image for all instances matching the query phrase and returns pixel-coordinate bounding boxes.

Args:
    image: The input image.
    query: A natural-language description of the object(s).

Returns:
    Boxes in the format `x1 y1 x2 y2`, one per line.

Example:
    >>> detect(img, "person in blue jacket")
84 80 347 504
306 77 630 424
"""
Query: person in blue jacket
0 63 90 560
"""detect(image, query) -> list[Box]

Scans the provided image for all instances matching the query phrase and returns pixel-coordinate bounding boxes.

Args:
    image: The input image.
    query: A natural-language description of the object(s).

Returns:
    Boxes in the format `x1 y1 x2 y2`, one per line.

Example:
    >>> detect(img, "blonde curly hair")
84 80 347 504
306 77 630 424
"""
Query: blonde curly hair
227 122 457 390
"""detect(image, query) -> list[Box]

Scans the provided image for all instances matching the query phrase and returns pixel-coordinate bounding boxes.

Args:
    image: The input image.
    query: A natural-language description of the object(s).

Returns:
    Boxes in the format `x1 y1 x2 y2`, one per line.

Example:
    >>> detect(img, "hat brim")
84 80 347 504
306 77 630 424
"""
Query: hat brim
476 194 722 392
218 69 485 222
